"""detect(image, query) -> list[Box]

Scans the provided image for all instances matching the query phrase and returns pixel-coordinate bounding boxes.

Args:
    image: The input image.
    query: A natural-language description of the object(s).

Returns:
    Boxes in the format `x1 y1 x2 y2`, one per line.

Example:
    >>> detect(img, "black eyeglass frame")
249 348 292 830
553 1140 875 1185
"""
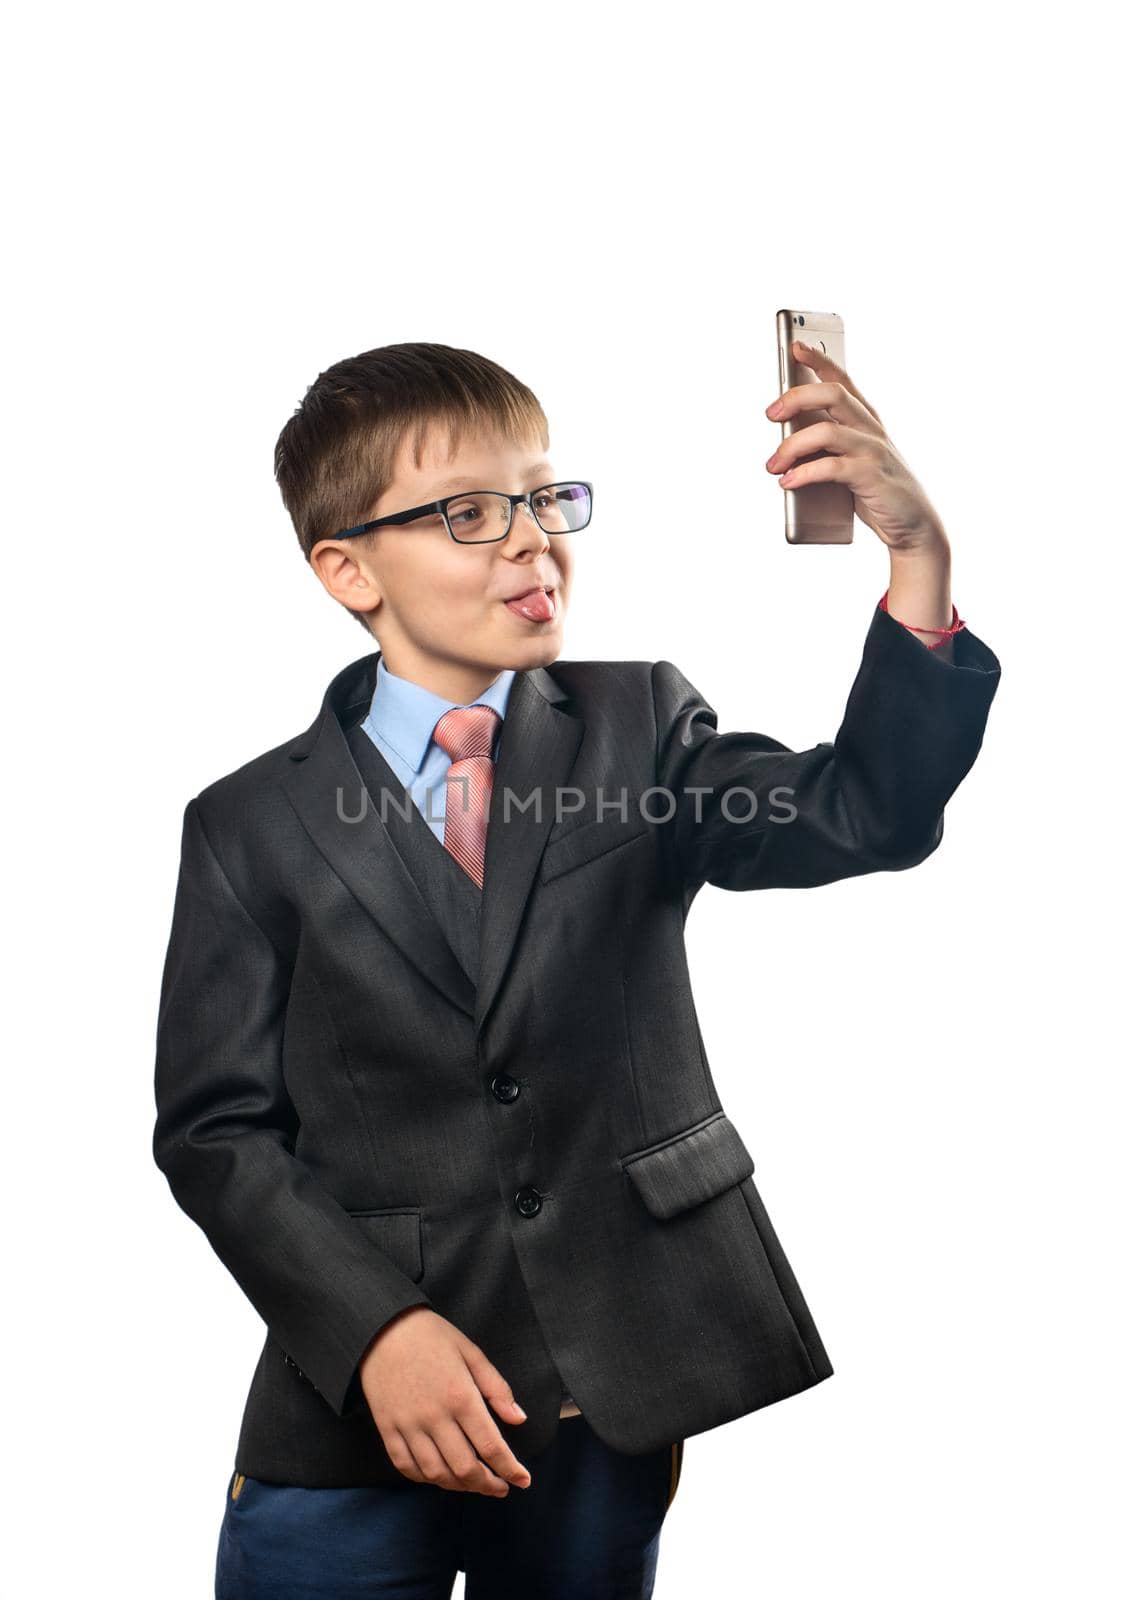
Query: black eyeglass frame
330 481 594 544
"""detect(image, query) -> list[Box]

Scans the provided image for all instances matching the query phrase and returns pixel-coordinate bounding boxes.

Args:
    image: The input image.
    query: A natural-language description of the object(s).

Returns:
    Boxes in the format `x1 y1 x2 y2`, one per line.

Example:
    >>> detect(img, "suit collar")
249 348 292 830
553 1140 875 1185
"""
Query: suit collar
281 651 581 1039
287 651 569 764
365 658 518 776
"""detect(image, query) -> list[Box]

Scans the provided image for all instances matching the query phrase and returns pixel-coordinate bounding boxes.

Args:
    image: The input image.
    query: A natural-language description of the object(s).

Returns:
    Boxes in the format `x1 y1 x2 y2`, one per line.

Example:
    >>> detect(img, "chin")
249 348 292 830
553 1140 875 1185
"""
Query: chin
497 633 564 671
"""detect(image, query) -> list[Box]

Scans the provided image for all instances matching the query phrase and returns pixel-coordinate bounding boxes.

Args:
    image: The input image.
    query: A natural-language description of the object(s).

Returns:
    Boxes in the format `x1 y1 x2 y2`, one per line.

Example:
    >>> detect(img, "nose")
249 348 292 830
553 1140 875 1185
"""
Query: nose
506 497 551 551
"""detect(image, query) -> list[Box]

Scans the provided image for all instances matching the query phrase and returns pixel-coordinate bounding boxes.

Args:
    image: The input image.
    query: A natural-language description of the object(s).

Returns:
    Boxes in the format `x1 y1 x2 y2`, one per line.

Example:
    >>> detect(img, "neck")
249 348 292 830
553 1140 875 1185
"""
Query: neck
378 644 508 706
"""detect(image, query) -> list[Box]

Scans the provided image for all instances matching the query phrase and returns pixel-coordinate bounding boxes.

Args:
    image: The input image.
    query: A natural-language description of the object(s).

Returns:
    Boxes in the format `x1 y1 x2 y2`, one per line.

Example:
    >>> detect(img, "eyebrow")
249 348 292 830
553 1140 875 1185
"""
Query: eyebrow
431 464 553 495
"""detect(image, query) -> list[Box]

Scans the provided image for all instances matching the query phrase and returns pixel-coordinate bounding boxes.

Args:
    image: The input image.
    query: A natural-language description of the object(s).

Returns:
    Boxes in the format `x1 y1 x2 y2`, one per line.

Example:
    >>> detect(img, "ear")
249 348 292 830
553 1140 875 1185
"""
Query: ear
309 538 382 623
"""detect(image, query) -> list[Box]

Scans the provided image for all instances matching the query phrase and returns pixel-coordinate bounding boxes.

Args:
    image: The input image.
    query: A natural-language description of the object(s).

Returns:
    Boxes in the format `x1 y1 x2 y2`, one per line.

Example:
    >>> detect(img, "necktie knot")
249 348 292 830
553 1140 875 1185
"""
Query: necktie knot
431 704 501 764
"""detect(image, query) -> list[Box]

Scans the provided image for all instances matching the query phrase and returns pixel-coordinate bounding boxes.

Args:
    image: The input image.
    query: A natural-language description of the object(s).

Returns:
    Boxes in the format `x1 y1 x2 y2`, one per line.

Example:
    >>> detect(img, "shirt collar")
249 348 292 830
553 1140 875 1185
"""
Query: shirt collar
367 656 517 775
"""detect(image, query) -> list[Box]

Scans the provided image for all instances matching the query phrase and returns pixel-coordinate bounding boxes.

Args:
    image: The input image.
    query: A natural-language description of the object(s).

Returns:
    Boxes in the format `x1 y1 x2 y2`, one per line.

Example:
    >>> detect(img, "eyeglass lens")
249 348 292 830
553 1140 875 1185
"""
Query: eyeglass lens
446 483 591 542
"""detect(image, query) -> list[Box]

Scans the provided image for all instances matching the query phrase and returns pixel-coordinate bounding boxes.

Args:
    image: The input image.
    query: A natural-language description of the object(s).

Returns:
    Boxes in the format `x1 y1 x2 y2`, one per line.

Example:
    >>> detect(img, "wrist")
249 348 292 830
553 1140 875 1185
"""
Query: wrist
885 525 954 637
878 588 966 647
888 524 951 569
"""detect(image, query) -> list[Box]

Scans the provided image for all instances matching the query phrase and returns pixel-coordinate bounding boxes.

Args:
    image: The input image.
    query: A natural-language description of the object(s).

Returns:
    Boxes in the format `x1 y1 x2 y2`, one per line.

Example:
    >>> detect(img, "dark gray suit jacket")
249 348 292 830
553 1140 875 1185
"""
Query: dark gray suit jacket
152 603 1001 1487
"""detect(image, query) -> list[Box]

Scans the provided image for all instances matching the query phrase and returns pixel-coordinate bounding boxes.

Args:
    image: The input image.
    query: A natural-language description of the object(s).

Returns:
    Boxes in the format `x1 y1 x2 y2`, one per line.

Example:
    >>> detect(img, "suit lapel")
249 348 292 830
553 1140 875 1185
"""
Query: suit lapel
475 665 584 1039
279 651 584 1038
345 717 485 991
280 654 476 1018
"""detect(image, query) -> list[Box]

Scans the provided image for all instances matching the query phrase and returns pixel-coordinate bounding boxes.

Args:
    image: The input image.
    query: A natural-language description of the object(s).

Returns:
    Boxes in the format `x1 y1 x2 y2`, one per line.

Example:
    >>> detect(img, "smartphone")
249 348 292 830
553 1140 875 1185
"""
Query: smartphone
775 309 853 544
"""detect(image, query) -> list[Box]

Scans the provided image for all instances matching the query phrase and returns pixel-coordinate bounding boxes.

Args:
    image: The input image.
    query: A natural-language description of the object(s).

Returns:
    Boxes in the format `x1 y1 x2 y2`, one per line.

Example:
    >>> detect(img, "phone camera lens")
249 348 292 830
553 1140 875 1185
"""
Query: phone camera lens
798 315 805 326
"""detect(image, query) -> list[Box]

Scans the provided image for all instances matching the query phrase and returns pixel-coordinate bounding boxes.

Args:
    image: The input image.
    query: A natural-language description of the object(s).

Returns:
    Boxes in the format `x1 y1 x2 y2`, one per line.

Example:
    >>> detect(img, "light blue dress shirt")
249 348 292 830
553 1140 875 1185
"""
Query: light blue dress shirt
360 656 517 847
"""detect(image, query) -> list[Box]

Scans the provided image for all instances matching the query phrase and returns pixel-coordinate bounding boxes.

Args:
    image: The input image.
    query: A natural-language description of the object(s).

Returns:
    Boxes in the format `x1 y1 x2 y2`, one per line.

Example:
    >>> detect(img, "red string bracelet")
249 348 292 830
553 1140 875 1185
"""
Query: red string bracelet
878 589 966 650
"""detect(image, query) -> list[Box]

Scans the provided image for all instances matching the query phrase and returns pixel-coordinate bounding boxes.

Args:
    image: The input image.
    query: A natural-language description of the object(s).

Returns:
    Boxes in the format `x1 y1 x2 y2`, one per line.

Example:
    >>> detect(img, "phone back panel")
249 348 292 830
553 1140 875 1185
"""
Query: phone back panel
776 309 854 544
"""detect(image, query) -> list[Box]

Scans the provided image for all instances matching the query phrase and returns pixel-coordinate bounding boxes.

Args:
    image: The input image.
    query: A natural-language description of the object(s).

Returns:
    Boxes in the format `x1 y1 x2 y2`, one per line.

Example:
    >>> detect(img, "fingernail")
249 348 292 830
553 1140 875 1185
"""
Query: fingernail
793 339 808 352
512 1403 527 1418
766 400 783 417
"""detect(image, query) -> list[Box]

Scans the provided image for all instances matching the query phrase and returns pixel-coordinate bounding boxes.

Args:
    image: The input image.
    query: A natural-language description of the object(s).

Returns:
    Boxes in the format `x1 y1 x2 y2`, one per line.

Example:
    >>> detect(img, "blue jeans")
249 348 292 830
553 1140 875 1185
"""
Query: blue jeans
215 1414 684 1599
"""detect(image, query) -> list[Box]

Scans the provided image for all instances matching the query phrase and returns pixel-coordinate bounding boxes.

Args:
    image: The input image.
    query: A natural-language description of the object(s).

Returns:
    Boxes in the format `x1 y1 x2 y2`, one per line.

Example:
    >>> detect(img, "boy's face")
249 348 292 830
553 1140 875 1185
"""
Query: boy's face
311 424 575 701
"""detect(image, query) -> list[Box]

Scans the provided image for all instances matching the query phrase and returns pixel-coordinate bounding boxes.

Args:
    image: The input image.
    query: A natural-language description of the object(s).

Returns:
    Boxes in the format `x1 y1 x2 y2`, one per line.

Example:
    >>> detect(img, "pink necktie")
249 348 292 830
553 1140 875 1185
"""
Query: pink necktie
431 704 502 889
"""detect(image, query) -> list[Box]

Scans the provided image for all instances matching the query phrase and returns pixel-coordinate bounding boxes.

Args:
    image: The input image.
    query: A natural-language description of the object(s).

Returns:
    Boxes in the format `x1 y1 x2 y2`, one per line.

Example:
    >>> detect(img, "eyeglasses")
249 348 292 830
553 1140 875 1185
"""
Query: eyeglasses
331 481 593 545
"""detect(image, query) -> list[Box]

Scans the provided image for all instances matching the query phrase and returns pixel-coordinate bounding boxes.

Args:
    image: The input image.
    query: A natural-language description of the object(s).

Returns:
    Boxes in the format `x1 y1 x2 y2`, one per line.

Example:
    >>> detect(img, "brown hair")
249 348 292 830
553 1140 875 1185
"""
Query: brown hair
274 341 550 633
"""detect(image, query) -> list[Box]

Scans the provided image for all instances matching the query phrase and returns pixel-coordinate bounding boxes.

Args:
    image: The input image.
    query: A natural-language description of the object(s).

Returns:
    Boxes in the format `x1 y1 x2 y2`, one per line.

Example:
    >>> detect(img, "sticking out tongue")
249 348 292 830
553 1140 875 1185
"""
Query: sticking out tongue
504 587 555 622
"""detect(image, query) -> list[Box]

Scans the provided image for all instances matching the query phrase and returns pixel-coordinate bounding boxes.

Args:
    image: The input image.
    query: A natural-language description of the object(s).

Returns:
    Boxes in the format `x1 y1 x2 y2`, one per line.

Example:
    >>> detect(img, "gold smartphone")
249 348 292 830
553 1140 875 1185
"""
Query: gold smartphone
775 309 853 544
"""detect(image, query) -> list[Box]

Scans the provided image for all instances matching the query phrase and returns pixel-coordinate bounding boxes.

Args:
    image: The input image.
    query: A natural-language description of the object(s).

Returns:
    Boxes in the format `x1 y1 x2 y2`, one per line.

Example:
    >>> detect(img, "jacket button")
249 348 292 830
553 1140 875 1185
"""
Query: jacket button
491 1073 520 1103
515 1187 542 1217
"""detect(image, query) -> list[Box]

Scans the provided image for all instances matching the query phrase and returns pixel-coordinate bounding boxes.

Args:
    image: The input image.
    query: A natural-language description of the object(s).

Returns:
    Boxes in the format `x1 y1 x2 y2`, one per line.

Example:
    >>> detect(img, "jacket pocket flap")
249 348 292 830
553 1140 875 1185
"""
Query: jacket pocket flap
539 814 650 884
620 1112 755 1220
345 1205 425 1281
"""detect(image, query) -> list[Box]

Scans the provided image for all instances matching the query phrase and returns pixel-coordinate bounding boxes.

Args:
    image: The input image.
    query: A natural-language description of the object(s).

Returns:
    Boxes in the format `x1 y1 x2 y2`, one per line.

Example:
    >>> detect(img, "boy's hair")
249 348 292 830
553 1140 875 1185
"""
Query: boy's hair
274 341 550 635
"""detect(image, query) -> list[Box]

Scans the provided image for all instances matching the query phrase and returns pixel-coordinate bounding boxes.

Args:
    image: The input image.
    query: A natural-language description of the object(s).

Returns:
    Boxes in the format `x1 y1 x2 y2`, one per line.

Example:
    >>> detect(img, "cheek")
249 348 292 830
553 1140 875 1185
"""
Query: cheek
422 557 490 620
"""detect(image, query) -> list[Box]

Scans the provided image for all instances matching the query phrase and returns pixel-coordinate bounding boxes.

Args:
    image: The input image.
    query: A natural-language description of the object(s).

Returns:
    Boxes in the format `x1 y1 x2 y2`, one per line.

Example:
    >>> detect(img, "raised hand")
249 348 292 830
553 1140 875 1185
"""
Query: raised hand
765 337 948 556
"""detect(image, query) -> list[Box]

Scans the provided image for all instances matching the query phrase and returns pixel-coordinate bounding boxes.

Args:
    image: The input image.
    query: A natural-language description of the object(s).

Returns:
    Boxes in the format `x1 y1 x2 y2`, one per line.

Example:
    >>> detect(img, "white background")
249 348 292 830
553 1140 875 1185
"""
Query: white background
5 2 1120 1595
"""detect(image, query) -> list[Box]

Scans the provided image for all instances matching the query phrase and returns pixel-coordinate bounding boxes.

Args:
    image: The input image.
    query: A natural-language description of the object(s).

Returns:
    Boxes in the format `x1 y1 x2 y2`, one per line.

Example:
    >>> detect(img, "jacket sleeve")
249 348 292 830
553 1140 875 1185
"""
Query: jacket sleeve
152 796 432 1420
652 600 1002 893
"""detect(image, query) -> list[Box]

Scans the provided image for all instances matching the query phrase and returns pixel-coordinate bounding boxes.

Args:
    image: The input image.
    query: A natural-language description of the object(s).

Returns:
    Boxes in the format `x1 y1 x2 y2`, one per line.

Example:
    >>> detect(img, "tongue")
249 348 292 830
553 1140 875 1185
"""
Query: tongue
505 587 554 621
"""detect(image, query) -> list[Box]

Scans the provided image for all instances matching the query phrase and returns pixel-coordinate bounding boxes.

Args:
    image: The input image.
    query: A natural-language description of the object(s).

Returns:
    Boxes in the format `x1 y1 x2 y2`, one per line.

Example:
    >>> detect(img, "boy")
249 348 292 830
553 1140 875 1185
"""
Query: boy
153 340 1001 1598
